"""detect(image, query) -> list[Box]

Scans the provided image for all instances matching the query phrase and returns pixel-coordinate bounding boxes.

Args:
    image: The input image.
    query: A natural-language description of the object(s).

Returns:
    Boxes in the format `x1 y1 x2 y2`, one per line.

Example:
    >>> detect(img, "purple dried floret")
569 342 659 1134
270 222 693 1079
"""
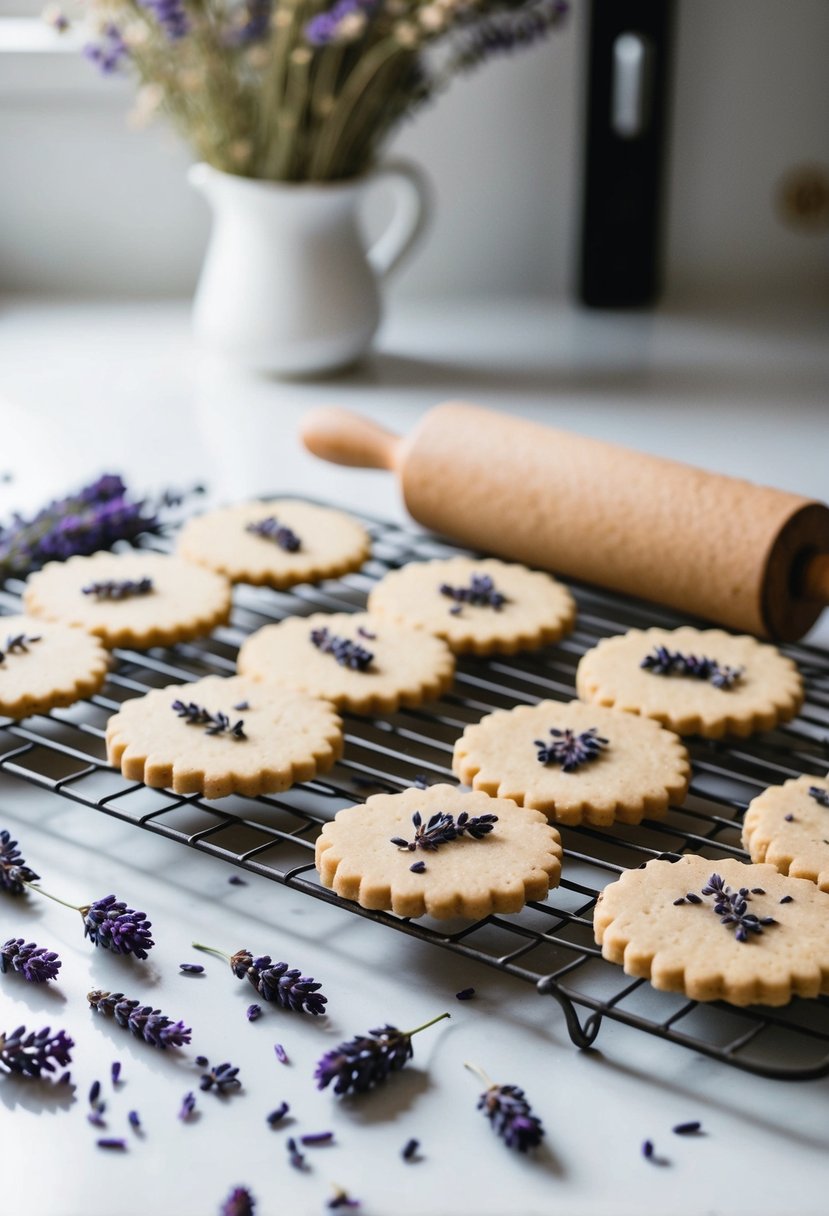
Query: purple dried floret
641 646 742 690
1 633 41 661
267 1101 289 1126
672 1121 702 1135
221 1187 255 1216
477 1083 544 1152
246 1004 262 1022
82 577 154 601
314 1012 451 1096
402 1138 420 1161
228 875 247 886
310 627 373 672
410 861 426 874
111 1061 122 1085
301 1130 334 1145
87 989 191 1049
179 1091 196 1121
0 829 39 895
274 1042 289 1064
534 727 608 772
180 963 205 974
172 700 246 740
230 949 327 1016
97 1138 127 1150
1 938 61 983
82 894 154 958
89 1079 101 1106
137 0 189 39
439 573 506 611
0 1024 73 1078
698 874 777 943
287 1137 306 1170
809 786 829 809
455 987 475 1001
642 1138 654 1159
391 809 497 853
328 1188 360 1210
128 1110 141 1130
200 1061 241 1094
245 516 301 552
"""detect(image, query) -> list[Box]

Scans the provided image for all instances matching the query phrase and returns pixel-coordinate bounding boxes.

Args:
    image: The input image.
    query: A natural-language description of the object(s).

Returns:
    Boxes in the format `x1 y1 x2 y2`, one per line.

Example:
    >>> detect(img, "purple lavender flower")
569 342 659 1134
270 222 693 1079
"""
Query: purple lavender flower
390 809 497 853
82 894 154 958
200 1060 242 1094
232 0 273 45
640 646 742 690
310 626 373 671
698 874 777 943
0 829 39 895
88 989 191 1049
0 1024 73 1078
84 25 128 74
315 1013 449 1097
534 726 608 772
1 938 62 983
245 515 300 552
138 0 189 40
230 949 328 1016
477 1082 544 1152
82 577 154 600
305 0 375 48
221 1188 255 1216
246 1004 262 1022
172 700 246 740
439 573 506 611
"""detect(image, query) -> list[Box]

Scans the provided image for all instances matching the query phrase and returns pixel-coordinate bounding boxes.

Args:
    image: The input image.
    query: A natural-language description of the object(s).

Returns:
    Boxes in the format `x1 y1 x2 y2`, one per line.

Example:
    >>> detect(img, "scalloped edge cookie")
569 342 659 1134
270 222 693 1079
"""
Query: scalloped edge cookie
0 615 109 719
576 626 803 738
743 775 829 892
315 783 562 919
367 556 576 656
452 699 690 826
594 854 829 1007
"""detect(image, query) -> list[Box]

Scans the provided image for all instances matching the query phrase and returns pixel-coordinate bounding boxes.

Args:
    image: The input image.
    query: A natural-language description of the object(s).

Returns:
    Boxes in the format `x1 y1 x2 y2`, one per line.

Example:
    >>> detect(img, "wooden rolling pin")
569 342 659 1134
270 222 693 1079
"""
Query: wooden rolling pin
301 402 829 642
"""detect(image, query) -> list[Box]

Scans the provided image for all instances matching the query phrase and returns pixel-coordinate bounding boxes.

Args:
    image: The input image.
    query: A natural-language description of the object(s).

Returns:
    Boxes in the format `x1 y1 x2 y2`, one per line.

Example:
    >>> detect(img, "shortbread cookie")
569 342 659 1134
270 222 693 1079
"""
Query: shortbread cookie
576 626 802 738
452 700 690 827
594 854 829 1007
106 674 342 799
0 615 109 719
177 500 370 588
743 775 829 892
367 557 576 656
24 551 231 649
315 784 562 919
237 612 455 715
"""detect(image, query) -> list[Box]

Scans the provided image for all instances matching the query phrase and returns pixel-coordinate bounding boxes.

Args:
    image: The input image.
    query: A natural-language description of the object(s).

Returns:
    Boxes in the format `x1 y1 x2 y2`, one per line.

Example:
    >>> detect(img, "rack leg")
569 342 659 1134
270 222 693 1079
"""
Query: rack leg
537 977 604 1049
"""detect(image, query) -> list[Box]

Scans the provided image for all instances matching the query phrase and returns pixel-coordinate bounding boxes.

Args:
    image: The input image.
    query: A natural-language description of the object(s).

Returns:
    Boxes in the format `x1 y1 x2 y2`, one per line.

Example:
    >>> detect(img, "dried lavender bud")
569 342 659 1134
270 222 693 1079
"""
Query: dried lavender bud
410 861 426 874
785 813 795 822
0 828 39 895
82 577 153 601
221 1187 256 1216
0 1024 73 1078
391 809 498 853
357 626 376 640
230 948 328 1016
195 1055 209 1068
301 1131 334 1145
171 700 246 740
672 1121 702 1135
439 573 506 611
809 786 829 808
0 633 41 663
751 888 766 895
309 627 373 672
246 1004 262 1022
89 1080 102 1106
685 893 702 904
534 727 608 772
179 1091 196 1121
180 963 205 974
82 894 155 958
246 516 301 552
402 1138 420 1161
228 875 247 886
267 1101 289 1126
1 938 61 983
477 1082 544 1152
455 987 475 1001
87 990 191 1049
640 646 743 690
88 1110 107 1128
111 1061 121 1085
233 701 250 711
698 874 777 943
780 895 794 904
328 1188 360 1210
315 1013 449 1097
287 1137 306 1170
128 1110 141 1130
97 1138 127 1151
200 1061 241 1094
642 1139 654 1159
274 1043 289 1065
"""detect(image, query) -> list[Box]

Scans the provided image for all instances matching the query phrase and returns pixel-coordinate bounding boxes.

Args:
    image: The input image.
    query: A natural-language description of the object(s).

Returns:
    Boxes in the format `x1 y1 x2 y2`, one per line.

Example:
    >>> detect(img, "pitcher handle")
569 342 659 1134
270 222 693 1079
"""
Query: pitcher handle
365 159 431 281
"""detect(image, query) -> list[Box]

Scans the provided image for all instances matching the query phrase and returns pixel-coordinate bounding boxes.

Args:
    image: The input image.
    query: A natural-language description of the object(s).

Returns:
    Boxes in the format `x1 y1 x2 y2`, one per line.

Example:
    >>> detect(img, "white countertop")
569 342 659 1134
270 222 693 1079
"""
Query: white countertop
1 295 829 1216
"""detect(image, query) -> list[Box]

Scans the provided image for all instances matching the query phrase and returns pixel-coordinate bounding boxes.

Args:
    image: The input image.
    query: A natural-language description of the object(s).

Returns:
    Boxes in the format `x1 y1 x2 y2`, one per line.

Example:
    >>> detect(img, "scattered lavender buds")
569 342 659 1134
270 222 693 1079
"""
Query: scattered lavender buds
439 573 506 612
780 895 794 904
228 875 247 887
0 828 39 895
200 1060 242 1094
87 990 192 1049
82 894 155 958
180 963 205 975
310 627 373 672
0 1025 73 1078
246 1004 262 1022
233 701 250 711
698 874 777 943
410 861 427 874
171 700 246 740
642 1139 654 1159
475 1080 544 1153
391 810 497 853
246 516 301 552
402 1138 420 1161
785 814 795 822
89 1080 101 1106
1 938 61 983
357 626 376 640
0 633 41 663
315 1013 449 1097
534 726 608 772
228 948 328 1017
640 646 743 690
809 786 829 809
128 1110 141 1130
221 1188 256 1216
455 988 475 1001
97 1138 127 1151
274 1043 289 1065
267 1101 289 1126
111 1061 122 1085
301 1131 334 1145
672 1121 702 1135
82 577 154 601
179 1091 196 1121
287 1137 306 1170
328 1187 360 1210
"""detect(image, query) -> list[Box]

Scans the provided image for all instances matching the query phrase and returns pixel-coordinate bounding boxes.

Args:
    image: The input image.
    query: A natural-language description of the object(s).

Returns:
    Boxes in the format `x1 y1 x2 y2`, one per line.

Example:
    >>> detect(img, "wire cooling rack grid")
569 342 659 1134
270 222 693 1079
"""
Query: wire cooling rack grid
2 503 829 1080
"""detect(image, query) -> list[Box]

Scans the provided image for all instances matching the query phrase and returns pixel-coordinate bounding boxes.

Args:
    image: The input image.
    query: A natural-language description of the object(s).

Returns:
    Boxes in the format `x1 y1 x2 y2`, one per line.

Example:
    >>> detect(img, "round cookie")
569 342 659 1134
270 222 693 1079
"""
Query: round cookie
0 615 109 719
106 674 343 800
237 612 455 715
594 854 829 1007
176 499 370 588
742 775 829 892
24 551 231 649
576 626 803 739
315 783 563 919
367 556 576 656
452 700 690 827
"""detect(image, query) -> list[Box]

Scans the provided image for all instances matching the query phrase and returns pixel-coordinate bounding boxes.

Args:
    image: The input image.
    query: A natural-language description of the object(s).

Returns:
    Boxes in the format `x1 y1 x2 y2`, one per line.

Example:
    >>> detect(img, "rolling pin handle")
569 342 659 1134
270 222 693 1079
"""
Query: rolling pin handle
300 407 402 471
802 553 829 605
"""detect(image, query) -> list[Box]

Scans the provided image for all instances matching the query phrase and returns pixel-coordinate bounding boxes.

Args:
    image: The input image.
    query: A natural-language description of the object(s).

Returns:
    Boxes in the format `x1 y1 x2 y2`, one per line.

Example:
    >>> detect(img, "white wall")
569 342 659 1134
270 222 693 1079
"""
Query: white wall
0 0 827 301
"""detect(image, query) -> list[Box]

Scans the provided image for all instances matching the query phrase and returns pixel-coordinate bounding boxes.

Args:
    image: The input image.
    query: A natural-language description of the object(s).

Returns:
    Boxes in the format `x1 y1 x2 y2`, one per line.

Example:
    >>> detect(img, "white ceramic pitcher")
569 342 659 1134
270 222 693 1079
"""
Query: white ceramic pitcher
188 161 430 376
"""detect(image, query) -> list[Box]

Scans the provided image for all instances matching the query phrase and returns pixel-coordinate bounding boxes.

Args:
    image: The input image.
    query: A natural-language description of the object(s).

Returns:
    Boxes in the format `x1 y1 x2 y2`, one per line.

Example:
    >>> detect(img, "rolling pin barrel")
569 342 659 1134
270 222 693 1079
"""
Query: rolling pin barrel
301 403 829 641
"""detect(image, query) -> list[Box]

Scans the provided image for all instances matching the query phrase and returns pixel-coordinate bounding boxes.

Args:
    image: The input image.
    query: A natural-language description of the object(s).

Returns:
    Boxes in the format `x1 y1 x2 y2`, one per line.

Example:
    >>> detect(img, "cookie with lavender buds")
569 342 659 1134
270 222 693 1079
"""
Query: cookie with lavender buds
742 775 829 892
315 784 562 919
106 674 342 799
177 499 370 588
0 613 108 719
453 700 689 827
367 557 576 656
576 626 803 739
594 854 829 1006
238 612 455 715
24 550 231 649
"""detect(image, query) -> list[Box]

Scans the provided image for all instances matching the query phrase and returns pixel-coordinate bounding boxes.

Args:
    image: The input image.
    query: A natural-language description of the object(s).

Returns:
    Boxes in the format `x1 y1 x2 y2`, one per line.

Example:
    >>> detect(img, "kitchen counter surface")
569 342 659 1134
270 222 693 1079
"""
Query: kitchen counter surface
1 295 828 1216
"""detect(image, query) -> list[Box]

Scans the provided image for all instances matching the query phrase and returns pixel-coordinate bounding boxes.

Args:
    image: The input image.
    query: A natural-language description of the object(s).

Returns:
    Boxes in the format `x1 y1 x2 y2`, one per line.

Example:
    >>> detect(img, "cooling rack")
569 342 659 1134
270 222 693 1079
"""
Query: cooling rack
2 502 829 1081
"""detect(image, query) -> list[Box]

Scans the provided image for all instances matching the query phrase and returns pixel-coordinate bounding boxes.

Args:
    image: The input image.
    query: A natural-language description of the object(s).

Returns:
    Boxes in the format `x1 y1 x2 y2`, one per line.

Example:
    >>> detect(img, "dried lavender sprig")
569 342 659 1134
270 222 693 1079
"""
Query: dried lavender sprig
390 809 498 853
315 1012 450 1097
310 627 373 672
21 884 155 959
200 1060 242 1094
193 943 328 1017
179 1091 196 1121
698 874 777 943
0 828 39 895
466 1063 544 1152
246 517 301 552
171 700 246 740
439 573 506 611
640 646 743 690
1 939 62 983
87 990 191 1049
221 1188 255 1216
534 726 608 772
0 634 41 662
809 786 829 808
0 1024 73 1078
82 577 154 601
